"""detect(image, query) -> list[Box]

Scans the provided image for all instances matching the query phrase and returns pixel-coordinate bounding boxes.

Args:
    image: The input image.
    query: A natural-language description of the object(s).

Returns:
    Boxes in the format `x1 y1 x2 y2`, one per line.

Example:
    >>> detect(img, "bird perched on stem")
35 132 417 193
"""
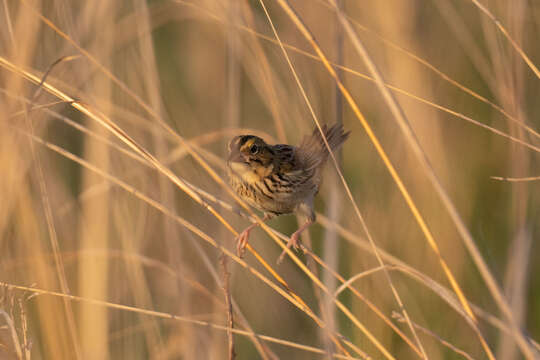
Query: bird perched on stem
227 124 349 262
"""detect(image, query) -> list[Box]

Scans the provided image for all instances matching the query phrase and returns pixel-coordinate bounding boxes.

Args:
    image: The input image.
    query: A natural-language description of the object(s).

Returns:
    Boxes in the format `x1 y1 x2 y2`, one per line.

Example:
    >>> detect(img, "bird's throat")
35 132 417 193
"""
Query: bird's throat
229 161 273 183
229 162 259 184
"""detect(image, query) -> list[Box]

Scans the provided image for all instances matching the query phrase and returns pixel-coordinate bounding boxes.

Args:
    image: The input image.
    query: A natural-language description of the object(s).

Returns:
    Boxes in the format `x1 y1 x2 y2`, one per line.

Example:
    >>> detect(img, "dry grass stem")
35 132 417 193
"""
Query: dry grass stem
0 282 362 360
392 312 477 360
219 255 236 360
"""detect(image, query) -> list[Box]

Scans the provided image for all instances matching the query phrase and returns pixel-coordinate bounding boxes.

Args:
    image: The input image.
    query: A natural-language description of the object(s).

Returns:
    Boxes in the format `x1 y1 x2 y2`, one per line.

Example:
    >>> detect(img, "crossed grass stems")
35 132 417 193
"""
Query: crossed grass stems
1 65 535 359
3 0 540 358
4 56 404 360
4 84 538 358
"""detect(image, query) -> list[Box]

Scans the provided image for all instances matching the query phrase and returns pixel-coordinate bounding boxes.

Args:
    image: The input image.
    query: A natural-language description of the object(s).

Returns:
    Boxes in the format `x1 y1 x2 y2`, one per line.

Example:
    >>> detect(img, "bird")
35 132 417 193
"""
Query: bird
227 123 350 262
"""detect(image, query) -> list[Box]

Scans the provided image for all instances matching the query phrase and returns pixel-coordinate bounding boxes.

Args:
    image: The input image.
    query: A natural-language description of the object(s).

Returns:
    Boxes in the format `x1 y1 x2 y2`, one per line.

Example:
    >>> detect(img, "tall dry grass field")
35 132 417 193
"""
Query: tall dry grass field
1 0 539 359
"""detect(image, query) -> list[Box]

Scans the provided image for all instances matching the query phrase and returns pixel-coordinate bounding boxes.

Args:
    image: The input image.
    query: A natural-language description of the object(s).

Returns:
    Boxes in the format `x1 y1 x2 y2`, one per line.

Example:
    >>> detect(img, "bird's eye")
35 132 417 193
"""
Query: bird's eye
250 144 259 154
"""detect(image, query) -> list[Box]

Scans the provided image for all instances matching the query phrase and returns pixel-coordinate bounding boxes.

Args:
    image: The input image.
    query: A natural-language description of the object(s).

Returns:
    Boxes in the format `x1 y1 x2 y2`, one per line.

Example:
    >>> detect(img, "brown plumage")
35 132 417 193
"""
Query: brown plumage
227 124 350 262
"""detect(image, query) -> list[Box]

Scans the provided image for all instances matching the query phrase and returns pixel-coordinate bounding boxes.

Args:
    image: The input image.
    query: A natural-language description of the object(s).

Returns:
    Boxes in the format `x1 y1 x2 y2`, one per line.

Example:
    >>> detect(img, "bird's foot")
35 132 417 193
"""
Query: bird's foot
289 231 303 251
236 228 251 258
277 232 303 264
235 216 270 258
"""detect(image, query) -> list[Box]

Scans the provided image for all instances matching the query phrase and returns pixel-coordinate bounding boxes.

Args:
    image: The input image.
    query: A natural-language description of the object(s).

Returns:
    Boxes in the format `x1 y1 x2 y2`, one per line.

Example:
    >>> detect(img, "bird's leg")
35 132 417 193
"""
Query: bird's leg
277 217 314 264
236 214 270 257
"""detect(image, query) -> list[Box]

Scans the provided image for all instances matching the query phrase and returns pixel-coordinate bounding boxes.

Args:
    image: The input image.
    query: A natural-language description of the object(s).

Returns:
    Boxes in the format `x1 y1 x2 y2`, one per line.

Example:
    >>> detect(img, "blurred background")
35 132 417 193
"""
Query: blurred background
0 0 539 359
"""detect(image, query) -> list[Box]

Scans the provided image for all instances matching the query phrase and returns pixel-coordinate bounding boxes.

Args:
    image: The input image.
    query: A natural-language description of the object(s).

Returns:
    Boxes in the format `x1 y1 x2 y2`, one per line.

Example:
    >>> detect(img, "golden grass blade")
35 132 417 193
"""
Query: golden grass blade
47 243 275 357
0 55 298 313
14 127 304 317
219 256 235 360
20 73 83 360
14 0 272 223
22 93 532 359
172 0 540 151
257 1 419 358
392 312 477 360
314 0 540 142
321 0 345 353
0 282 363 360
29 55 81 104
307 257 423 358
238 1 288 143
268 0 501 358
15 123 374 358
18 0 156 120
261 0 431 358
491 175 540 182
320 215 540 355
188 236 278 360
0 310 24 360
16 92 422 358
467 0 540 80
14 91 530 359
7 87 394 360
325 2 535 359
48 106 418 357
5 10 346 342
0 49 402 358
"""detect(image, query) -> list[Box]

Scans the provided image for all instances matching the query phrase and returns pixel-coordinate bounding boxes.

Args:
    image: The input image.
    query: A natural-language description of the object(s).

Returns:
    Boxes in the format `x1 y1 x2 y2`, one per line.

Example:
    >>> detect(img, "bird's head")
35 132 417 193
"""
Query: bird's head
227 135 275 181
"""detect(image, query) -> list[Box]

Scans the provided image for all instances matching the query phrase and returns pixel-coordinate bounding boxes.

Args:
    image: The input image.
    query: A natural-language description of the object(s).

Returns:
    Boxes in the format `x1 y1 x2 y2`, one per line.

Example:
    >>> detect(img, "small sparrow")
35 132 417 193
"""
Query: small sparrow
227 124 349 262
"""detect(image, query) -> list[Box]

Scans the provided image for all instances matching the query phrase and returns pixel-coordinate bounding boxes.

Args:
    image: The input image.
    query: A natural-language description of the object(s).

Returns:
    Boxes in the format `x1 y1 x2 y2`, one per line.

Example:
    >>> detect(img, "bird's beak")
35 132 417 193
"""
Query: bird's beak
227 150 244 163
227 137 244 163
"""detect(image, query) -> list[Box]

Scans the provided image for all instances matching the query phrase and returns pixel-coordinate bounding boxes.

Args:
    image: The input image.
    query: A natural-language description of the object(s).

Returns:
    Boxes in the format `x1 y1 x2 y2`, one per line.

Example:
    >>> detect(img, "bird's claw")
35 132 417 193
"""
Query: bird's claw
236 230 249 258
236 232 247 258
277 233 303 264
290 233 302 251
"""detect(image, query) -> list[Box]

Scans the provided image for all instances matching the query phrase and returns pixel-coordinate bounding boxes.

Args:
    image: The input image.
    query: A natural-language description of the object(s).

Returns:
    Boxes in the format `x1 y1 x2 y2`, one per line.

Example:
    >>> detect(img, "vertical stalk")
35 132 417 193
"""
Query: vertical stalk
321 0 344 354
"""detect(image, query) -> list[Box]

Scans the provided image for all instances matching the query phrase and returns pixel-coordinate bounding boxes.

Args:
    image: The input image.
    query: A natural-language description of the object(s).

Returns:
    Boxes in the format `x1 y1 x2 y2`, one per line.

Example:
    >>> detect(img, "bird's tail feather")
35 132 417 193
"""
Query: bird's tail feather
297 124 350 170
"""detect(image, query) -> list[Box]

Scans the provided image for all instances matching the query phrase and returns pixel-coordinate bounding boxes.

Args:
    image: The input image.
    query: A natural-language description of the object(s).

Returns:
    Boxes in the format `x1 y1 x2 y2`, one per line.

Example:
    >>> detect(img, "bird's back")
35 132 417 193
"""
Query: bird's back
268 124 349 214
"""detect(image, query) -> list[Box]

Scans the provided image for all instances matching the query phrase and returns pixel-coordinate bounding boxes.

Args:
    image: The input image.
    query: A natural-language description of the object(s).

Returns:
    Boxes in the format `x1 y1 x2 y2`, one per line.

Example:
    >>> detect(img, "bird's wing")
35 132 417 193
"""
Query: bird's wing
272 144 316 189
